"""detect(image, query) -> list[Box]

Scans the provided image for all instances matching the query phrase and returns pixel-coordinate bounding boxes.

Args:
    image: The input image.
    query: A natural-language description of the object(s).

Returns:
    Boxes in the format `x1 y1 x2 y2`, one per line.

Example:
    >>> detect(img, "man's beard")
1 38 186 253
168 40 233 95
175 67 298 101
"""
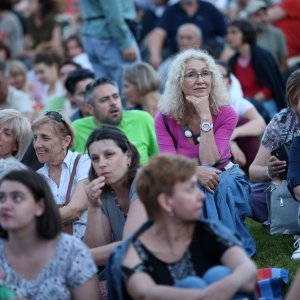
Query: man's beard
256 22 267 34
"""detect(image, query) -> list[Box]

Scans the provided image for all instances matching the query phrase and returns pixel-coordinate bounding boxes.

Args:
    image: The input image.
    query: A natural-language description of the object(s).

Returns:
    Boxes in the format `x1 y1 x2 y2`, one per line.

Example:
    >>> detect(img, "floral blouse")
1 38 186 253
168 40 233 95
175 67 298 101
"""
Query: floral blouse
262 107 300 151
0 234 97 299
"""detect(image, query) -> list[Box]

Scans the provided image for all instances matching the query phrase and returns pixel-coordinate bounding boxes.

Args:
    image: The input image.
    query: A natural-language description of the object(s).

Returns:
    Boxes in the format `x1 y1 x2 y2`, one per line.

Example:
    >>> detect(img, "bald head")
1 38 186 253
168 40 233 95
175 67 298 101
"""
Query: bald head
177 23 202 52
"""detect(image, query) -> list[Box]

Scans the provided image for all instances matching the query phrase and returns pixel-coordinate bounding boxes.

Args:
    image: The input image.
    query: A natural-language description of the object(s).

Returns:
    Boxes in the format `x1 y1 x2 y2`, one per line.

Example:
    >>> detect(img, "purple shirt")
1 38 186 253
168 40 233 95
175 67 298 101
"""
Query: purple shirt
155 106 237 167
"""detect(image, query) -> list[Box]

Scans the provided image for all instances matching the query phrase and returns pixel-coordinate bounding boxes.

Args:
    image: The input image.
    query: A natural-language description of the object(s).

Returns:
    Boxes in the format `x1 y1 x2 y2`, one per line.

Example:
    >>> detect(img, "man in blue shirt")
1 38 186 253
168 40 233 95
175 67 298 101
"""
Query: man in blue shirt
79 0 140 93
146 0 226 68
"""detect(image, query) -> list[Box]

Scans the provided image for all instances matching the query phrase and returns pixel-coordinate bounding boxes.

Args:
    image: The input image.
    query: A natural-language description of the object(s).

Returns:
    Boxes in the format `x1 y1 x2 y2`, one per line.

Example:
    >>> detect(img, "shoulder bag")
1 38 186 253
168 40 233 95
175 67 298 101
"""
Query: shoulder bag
59 154 81 234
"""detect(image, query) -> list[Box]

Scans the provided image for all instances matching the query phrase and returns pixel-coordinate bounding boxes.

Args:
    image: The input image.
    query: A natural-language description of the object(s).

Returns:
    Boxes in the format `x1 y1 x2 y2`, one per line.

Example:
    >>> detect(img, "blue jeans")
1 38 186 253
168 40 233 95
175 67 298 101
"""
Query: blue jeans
200 164 256 257
82 31 140 95
175 266 256 299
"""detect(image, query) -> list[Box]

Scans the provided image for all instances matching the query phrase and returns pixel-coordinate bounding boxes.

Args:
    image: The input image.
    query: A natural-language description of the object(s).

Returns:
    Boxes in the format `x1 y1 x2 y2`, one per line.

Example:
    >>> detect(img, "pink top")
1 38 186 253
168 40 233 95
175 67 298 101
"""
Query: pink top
155 106 237 167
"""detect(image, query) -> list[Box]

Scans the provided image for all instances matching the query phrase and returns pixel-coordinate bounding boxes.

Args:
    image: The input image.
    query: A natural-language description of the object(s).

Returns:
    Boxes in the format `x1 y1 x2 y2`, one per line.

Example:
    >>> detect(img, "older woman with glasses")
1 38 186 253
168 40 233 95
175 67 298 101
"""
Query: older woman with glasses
155 49 255 256
31 111 90 239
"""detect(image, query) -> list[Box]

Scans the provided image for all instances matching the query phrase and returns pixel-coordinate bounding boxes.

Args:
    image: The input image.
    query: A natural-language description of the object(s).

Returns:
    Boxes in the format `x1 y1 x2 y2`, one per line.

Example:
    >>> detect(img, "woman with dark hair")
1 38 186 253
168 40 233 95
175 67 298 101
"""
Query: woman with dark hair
226 18 286 121
84 125 147 267
25 0 61 53
0 169 100 299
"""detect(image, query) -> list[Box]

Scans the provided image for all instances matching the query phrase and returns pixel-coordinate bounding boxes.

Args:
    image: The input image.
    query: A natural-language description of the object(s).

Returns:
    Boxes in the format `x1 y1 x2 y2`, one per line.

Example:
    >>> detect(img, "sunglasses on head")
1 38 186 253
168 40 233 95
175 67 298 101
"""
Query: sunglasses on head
45 111 67 124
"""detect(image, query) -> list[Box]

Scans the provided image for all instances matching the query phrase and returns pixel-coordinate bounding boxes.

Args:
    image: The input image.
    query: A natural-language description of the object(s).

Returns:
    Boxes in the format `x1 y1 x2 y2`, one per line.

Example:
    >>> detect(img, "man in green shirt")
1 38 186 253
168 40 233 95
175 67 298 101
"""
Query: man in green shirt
72 77 158 164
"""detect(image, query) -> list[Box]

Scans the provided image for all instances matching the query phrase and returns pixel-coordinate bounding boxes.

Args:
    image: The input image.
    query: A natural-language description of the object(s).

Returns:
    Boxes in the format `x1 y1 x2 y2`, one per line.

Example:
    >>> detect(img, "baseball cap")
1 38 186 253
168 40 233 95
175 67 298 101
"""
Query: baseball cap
244 0 267 16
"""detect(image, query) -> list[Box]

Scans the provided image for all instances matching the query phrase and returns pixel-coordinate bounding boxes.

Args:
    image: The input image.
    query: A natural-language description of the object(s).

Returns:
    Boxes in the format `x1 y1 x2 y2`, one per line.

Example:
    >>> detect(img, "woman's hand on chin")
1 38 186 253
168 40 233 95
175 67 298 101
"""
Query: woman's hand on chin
85 177 105 208
186 95 211 116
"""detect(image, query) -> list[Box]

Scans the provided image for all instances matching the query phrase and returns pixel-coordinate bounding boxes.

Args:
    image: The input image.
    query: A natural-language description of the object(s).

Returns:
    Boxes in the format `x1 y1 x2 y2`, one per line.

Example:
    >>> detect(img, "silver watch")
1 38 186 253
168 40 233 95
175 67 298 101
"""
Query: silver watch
200 122 213 132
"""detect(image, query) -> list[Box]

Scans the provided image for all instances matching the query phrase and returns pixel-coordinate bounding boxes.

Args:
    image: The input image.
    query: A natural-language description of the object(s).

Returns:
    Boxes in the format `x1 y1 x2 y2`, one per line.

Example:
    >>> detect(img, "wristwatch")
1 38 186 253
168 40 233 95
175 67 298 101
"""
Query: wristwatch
200 122 213 132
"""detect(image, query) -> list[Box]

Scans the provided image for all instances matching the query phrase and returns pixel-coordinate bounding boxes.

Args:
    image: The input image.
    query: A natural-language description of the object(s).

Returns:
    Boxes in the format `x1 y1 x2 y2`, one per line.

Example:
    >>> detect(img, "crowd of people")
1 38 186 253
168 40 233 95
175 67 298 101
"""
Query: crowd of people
0 0 300 299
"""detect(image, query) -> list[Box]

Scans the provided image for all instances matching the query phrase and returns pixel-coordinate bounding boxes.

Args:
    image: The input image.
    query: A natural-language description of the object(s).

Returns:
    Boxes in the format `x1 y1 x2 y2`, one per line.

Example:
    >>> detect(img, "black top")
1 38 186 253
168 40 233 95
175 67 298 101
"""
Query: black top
122 220 239 287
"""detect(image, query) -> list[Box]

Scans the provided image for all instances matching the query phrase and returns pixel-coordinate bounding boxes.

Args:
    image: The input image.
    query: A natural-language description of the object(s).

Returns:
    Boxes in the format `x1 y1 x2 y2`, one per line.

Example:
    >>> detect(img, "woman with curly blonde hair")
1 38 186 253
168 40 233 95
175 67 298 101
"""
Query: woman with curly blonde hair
155 49 255 256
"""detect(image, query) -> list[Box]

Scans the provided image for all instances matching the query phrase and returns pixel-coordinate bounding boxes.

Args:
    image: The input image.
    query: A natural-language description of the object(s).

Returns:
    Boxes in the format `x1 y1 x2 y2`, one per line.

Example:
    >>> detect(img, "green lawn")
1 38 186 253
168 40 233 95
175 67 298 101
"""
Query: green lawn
246 218 300 294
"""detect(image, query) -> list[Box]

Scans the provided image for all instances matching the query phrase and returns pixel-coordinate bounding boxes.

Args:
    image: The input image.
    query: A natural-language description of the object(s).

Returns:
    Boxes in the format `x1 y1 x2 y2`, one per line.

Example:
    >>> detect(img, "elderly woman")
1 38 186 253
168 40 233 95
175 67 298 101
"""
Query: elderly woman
155 48 255 256
0 169 100 299
0 109 32 161
31 111 90 239
123 62 161 118
84 125 147 267
107 154 257 300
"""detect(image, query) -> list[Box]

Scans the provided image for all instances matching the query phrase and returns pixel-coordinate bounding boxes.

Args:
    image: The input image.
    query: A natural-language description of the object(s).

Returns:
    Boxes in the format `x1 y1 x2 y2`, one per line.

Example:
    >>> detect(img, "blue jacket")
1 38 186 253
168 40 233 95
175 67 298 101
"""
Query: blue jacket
106 219 242 300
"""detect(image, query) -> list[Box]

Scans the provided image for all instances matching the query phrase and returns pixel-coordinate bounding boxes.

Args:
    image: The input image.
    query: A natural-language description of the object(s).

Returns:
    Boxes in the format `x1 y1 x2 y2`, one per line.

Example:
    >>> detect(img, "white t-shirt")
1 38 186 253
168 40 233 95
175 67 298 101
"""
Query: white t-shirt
229 74 254 117
0 86 35 113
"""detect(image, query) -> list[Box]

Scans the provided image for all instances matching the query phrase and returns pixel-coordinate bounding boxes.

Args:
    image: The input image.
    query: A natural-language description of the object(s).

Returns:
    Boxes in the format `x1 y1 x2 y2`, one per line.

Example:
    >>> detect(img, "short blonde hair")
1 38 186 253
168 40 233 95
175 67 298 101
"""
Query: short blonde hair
123 62 160 95
159 49 229 124
7 60 28 91
31 112 75 149
0 109 32 160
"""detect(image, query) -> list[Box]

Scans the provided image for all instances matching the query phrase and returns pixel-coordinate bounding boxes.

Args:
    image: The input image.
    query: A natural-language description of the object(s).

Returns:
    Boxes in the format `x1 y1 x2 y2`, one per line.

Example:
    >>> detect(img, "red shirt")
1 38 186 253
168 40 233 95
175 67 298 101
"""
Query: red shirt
235 59 272 99
275 0 300 57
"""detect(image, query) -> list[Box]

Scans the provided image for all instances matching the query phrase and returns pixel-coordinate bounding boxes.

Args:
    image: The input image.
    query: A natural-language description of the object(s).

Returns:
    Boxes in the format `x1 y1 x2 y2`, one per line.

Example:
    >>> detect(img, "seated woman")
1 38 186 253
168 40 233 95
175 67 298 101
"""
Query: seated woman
0 169 100 299
107 154 257 300
84 125 147 266
155 48 255 256
123 62 161 118
0 109 32 161
226 19 286 121
215 60 266 175
31 111 90 239
249 69 300 224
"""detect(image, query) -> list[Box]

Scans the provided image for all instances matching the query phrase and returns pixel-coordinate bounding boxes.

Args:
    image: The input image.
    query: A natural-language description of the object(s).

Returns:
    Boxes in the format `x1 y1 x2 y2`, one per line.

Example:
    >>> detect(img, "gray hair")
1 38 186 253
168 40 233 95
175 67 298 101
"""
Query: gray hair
159 49 229 124
0 157 27 180
177 23 202 40
0 109 32 160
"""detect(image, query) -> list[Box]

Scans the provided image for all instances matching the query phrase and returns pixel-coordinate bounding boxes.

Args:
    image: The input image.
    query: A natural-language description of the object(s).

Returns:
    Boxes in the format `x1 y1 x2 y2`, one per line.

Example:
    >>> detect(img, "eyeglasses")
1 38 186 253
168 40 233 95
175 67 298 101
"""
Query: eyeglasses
45 111 67 124
183 71 212 82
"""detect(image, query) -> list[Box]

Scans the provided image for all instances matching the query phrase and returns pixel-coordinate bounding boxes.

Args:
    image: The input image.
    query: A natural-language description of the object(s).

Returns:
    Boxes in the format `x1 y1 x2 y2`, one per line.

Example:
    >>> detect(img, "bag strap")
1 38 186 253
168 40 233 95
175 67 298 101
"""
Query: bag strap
65 154 81 206
162 113 177 150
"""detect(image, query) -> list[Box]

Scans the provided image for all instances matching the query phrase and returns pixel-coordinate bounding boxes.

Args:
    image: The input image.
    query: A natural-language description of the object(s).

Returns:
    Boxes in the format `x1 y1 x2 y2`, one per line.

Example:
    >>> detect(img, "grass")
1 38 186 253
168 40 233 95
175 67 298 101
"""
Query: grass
246 218 300 294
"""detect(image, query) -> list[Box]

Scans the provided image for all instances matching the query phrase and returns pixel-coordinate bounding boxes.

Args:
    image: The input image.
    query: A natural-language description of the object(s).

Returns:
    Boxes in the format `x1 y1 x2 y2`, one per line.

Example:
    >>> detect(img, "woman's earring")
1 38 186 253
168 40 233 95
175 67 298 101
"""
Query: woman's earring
167 210 174 217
